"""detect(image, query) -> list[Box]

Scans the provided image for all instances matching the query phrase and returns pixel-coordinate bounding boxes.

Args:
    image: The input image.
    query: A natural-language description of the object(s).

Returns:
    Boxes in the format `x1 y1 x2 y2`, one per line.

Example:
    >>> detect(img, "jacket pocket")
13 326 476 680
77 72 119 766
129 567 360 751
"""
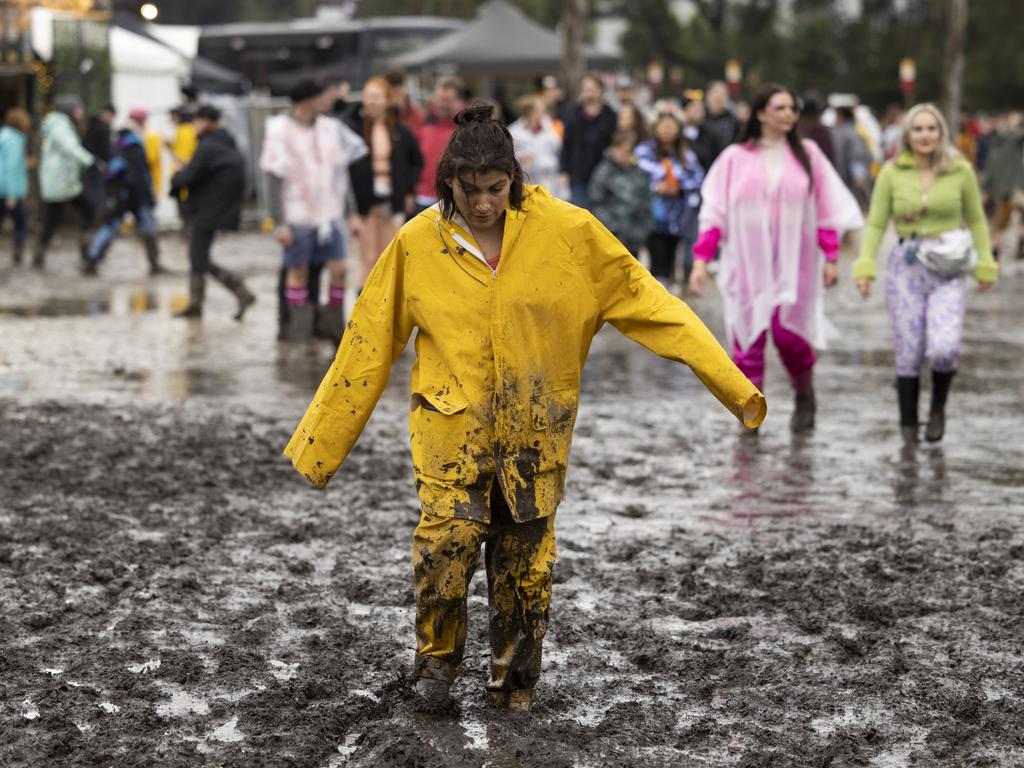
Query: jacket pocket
410 389 477 483
529 388 579 472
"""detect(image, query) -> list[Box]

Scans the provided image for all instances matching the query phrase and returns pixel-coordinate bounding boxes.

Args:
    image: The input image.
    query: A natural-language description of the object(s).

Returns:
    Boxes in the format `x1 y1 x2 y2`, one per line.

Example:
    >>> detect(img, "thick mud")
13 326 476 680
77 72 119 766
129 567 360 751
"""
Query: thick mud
2 235 1023 766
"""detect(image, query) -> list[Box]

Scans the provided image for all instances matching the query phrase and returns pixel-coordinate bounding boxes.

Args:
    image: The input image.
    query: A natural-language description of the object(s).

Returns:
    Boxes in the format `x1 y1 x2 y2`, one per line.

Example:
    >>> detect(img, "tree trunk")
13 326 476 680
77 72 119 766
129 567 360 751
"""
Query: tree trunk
941 0 967 133
561 0 588 101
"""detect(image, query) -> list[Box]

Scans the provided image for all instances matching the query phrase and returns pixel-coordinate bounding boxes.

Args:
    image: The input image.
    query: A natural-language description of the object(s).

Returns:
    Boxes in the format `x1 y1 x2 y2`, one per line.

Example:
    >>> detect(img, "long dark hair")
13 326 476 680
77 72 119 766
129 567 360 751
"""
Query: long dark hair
434 101 525 220
739 84 813 187
652 112 687 161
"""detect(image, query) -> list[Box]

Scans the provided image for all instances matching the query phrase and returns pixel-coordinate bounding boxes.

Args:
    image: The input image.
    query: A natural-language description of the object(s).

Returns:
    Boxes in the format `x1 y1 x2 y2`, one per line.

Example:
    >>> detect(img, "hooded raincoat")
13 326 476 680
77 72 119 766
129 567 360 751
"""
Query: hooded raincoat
39 112 94 203
285 185 766 522
699 139 863 351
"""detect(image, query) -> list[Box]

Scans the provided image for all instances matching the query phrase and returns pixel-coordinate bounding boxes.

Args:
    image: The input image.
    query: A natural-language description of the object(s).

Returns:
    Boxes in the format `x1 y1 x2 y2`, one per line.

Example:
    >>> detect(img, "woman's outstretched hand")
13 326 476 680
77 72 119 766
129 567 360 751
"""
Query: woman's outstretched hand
688 260 708 297
856 276 873 299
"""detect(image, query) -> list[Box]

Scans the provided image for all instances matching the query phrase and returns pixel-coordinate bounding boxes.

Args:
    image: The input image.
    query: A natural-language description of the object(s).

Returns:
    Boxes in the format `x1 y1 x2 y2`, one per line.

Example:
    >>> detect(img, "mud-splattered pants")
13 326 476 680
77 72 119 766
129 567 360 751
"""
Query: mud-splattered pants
412 483 556 701
732 308 816 391
885 244 965 377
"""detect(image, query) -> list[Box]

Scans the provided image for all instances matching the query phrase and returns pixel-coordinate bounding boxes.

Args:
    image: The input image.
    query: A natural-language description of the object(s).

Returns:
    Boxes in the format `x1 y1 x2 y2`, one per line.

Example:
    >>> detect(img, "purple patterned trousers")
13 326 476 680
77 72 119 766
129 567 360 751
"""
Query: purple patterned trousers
885 244 965 377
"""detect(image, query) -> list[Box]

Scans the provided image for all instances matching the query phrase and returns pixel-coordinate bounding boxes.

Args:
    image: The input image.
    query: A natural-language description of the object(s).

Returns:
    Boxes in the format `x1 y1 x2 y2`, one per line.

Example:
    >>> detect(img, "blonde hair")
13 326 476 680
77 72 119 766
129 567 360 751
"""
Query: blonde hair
900 103 961 173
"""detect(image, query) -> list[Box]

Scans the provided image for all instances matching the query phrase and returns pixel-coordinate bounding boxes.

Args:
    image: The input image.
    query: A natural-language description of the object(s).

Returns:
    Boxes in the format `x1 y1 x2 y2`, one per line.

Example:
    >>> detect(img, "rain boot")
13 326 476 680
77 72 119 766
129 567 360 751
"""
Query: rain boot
896 376 920 444
790 369 816 433
31 244 45 270
412 677 456 714
144 236 166 275
12 241 23 266
283 302 315 342
314 301 346 344
925 370 955 443
174 275 205 318
217 271 256 321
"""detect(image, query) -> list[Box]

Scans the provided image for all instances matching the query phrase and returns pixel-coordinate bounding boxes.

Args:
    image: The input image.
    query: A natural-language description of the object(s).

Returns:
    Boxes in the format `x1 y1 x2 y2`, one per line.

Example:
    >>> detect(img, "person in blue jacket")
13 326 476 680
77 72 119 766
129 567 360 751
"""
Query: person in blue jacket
635 112 705 290
0 107 30 266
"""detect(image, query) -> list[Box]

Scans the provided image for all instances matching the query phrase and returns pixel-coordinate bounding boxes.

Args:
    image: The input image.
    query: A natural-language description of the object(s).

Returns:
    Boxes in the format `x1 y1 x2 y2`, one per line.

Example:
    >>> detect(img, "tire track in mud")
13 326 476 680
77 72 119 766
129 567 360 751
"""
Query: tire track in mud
2 399 1024 766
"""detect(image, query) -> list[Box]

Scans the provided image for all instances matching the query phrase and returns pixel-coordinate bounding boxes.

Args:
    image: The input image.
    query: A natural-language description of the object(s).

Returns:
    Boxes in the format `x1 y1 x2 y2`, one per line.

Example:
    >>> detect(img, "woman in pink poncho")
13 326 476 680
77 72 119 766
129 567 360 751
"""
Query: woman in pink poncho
688 85 863 432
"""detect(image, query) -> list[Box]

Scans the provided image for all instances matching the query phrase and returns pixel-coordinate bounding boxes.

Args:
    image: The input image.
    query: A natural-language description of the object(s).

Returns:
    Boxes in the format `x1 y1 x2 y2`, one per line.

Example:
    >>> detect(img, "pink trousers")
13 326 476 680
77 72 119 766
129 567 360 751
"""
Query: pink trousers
732 309 816 391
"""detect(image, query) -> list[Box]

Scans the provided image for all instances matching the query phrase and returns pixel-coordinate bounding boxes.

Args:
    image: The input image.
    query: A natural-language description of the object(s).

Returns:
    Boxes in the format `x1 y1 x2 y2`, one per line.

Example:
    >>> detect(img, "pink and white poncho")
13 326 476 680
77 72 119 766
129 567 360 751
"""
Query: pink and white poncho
697 139 863 350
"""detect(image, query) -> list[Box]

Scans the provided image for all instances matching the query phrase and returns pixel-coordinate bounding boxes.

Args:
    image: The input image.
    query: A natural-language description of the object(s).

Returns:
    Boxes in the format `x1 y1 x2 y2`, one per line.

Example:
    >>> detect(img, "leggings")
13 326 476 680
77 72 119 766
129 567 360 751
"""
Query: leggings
0 200 27 245
647 233 680 281
38 194 94 248
732 308 816 391
885 243 965 377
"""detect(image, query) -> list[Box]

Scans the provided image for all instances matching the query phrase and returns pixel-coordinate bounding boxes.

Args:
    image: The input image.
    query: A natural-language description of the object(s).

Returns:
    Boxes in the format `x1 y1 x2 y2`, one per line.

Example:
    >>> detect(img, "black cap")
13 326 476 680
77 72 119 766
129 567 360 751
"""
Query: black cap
195 104 221 121
289 79 324 104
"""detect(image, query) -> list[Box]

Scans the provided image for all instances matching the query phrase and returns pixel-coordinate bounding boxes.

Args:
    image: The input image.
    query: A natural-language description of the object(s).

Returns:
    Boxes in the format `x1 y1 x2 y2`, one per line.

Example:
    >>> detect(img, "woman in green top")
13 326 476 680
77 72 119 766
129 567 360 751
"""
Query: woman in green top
853 103 996 443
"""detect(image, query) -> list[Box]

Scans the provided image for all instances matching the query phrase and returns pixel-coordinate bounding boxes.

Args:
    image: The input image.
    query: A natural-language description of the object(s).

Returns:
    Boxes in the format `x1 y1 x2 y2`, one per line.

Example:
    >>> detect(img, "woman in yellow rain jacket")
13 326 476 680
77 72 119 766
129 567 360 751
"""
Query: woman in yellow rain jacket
285 104 766 713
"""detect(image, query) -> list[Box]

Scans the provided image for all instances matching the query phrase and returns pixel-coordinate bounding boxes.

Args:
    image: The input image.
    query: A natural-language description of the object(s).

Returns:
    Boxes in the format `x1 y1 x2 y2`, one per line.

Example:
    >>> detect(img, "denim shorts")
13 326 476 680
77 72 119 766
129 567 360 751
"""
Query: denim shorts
283 224 345 268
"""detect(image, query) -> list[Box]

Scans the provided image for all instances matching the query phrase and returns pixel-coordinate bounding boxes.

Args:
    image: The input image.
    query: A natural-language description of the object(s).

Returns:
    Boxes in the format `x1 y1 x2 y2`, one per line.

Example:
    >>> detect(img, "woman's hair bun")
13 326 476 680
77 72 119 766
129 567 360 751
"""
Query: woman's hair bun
454 103 496 126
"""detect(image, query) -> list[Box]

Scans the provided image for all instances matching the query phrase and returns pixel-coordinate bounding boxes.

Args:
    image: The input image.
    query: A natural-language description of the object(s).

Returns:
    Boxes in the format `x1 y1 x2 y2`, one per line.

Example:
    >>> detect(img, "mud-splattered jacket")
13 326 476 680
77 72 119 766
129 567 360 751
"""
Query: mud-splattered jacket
284 185 766 522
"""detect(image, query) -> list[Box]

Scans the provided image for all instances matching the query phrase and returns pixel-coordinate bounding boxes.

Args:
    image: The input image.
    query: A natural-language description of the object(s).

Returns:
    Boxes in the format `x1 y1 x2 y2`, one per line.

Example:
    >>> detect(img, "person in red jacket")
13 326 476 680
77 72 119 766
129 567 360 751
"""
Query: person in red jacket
413 76 464 212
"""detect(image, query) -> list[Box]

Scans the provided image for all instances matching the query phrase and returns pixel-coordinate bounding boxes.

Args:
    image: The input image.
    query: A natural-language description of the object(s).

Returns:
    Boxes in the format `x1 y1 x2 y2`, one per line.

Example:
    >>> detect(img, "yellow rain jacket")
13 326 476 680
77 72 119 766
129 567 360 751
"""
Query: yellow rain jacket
285 186 766 522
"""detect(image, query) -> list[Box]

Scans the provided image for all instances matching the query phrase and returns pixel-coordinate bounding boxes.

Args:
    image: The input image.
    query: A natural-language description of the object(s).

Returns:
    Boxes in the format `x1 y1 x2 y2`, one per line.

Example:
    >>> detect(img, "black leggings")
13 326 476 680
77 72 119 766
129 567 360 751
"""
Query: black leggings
647 233 680 281
38 194 95 248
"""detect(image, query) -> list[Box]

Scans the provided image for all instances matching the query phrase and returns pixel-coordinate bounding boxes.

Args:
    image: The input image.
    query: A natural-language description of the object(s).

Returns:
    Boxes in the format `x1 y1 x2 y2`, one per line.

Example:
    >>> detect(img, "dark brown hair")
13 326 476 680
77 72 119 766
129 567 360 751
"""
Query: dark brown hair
4 107 30 134
434 101 525 220
740 84 813 187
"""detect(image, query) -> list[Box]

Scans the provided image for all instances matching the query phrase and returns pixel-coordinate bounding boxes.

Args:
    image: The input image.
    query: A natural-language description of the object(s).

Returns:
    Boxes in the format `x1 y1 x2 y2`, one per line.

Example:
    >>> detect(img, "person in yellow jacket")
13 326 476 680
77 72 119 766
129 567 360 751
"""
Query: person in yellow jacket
284 104 766 713
129 107 163 201
167 107 198 224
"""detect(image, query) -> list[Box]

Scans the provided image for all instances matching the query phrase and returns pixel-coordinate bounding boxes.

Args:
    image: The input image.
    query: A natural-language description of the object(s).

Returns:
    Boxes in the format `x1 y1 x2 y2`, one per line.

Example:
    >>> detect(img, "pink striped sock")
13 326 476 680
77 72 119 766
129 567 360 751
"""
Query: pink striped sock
285 286 308 306
328 286 345 306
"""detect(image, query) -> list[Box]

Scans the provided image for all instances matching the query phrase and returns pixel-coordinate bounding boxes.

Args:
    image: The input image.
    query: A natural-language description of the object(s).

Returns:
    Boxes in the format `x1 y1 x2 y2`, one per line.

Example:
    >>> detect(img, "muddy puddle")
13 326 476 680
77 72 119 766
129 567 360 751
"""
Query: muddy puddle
2 236 1023 765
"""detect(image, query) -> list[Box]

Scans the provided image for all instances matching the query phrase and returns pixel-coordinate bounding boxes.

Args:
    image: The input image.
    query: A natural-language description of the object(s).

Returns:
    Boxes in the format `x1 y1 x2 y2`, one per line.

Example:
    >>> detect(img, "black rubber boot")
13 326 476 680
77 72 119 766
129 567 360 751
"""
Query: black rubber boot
12 242 23 266
790 370 815 433
314 301 346 344
217 271 256 321
174 275 205 318
283 302 315 342
144 236 166 275
896 376 920 443
925 370 955 442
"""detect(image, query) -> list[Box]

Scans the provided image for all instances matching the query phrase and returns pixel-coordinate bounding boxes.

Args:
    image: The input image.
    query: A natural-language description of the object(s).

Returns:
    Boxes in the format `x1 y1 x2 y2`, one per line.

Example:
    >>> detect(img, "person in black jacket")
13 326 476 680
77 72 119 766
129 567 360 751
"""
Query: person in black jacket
170 105 254 320
345 75 423 289
82 116 164 275
703 81 741 166
558 73 617 210
83 104 115 226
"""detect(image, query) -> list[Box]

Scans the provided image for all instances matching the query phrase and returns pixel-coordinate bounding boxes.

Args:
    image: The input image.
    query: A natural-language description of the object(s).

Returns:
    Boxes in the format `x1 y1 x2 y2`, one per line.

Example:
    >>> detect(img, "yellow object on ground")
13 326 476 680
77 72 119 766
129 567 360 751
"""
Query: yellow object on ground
284 184 766 523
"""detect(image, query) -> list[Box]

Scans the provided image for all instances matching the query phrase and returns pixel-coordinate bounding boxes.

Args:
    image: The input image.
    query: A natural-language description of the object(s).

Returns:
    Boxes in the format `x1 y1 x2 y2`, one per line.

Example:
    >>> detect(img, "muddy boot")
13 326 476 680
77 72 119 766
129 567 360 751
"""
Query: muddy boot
412 677 456 715
174 276 205 319
314 302 346 344
925 370 955 443
144 237 166 275
487 689 535 712
217 272 256 321
896 376 920 443
12 242 23 266
789 370 815 433
282 302 315 342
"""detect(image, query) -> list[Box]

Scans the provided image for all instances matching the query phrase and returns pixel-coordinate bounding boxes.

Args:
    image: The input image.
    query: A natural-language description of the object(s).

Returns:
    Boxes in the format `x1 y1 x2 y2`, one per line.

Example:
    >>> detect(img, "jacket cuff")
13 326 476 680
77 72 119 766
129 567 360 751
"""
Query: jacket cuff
851 256 877 280
692 227 721 262
973 260 999 283
817 228 840 262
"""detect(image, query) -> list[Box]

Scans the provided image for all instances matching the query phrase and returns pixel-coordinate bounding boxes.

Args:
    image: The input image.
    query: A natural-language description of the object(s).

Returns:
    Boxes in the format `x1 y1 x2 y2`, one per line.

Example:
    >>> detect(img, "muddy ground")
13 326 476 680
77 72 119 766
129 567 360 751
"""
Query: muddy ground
1 233 1023 766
